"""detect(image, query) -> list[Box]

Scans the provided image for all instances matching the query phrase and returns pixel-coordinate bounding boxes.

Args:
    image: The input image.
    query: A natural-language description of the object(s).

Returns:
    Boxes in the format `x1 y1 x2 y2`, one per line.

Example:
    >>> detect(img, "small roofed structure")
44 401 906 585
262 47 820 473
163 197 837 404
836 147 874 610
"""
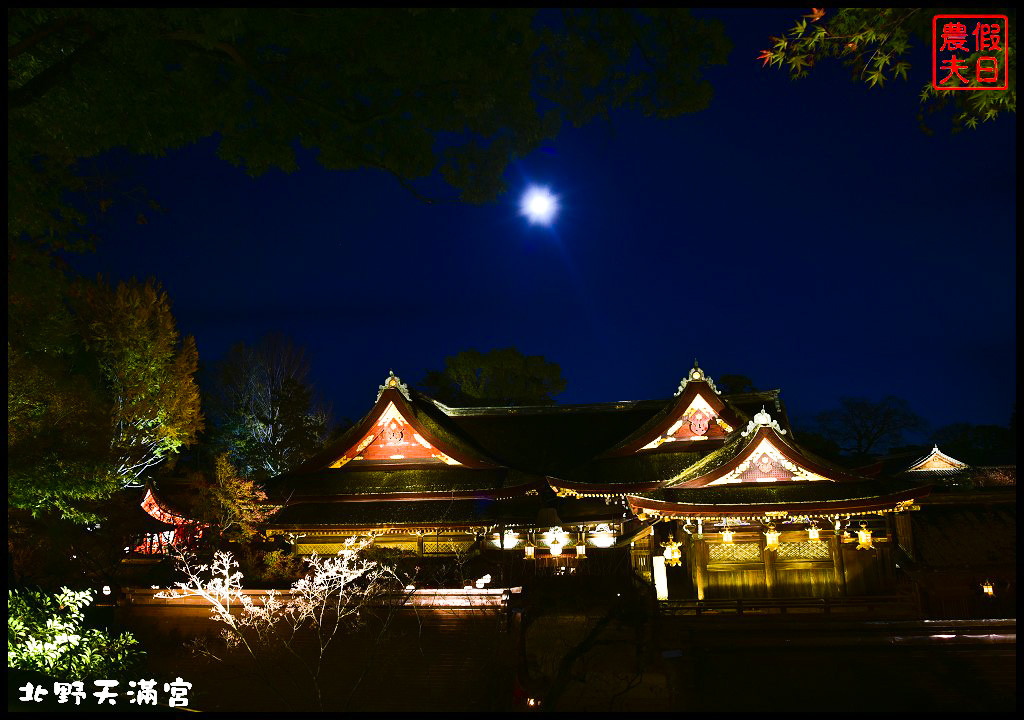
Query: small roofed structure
906 445 970 473
132 487 205 555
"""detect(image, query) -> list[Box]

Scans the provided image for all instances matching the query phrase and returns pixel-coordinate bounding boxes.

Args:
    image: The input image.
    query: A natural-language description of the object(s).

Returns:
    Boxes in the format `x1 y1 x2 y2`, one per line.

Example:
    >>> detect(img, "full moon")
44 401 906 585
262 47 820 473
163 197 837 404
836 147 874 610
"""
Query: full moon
519 185 559 226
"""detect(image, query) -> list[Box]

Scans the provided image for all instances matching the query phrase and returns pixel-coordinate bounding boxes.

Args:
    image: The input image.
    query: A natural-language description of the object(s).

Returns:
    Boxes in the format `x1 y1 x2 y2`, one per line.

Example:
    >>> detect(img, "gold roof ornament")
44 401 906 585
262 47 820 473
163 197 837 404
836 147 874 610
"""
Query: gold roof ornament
377 370 411 401
676 358 722 396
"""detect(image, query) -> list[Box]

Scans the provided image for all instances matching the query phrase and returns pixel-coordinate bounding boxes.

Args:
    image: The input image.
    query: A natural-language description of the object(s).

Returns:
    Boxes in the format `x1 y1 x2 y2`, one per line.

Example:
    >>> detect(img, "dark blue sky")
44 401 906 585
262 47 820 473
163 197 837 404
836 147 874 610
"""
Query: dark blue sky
69 9 1016 436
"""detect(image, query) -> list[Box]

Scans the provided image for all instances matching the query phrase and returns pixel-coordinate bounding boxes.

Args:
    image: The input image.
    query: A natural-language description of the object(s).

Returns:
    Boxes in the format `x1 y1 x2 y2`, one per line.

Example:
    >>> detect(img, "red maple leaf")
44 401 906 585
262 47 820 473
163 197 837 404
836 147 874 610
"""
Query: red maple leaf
804 8 826 23
757 49 774 67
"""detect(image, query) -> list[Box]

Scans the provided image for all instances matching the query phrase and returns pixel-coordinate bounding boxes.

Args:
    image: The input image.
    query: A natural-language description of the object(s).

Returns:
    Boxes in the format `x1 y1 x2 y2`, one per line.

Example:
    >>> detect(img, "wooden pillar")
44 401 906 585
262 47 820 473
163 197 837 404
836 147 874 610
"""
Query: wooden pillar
694 536 707 601
882 515 896 590
762 536 776 597
830 532 847 596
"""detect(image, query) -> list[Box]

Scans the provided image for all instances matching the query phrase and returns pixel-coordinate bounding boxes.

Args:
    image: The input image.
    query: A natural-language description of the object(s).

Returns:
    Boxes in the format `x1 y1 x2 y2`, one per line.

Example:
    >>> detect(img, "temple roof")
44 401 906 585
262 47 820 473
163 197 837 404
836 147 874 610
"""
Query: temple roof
659 409 866 488
627 478 928 518
293 374 503 474
437 399 666 475
266 496 547 529
905 445 970 473
260 366 941 530
272 467 544 499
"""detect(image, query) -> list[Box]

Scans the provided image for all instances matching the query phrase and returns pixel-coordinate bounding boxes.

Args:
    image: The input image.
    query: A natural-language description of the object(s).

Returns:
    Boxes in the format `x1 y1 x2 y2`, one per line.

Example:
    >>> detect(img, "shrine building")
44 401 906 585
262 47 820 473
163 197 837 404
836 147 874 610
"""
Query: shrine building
252 363 933 601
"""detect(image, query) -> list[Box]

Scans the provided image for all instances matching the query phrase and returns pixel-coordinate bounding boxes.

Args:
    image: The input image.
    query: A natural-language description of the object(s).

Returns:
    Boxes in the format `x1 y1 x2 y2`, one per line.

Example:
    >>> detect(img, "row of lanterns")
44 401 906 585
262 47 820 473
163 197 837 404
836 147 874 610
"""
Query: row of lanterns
493 525 617 558
661 520 876 561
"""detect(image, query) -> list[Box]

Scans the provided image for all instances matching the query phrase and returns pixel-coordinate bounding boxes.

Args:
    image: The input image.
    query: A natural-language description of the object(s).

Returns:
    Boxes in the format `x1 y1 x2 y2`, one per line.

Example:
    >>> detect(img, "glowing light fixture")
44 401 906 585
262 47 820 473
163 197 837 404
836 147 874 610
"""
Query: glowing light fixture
982 580 995 597
856 523 873 550
524 543 535 559
653 555 669 600
520 185 559 226
662 540 682 566
549 540 563 557
101 586 112 596
807 524 820 541
590 523 616 548
722 528 734 544
764 524 780 551
576 544 586 557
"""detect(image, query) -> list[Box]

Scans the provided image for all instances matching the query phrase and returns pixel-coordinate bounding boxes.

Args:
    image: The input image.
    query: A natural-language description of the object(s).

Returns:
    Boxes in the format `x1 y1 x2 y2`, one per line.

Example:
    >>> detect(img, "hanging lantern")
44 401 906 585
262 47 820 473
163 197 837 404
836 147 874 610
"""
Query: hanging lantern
807 524 820 541
721 527 734 543
764 524 780 551
981 580 995 597
524 543 535 559
549 540 563 557
576 543 586 557
662 540 682 566
856 523 873 550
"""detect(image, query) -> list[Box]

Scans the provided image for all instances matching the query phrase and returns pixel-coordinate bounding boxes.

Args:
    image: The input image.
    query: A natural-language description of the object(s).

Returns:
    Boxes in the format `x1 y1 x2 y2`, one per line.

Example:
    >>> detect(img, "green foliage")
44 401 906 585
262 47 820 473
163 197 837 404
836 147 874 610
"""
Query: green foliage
207 334 329 479
234 546 305 586
75 279 204 479
8 587 144 681
421 347 567 406
8 8 730 242
760 8 1016 131
195 453 275 542
7 256 203 522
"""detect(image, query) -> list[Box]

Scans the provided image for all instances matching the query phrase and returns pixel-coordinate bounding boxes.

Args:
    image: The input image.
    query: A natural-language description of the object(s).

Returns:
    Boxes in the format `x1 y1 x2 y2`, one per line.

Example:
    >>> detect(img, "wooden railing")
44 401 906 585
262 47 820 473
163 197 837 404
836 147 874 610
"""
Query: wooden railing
661 594 918 616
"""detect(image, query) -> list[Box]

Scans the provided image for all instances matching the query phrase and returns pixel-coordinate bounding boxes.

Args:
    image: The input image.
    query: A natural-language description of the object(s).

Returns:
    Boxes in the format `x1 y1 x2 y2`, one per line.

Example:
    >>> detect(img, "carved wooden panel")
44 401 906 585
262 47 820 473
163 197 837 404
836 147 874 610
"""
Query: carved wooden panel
776 541 831 560
709 542 761 562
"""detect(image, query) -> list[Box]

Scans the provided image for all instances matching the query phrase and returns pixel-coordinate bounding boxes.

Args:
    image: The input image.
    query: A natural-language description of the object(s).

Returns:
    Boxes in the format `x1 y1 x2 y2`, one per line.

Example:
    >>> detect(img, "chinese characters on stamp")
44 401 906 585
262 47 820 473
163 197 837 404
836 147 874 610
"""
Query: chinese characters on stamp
933 15 1009 90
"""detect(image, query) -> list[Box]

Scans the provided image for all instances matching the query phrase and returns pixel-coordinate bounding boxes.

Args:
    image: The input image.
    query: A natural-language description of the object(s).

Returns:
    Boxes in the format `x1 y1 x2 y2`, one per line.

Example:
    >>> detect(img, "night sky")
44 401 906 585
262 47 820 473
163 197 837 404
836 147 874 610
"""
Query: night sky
68 9 1016 436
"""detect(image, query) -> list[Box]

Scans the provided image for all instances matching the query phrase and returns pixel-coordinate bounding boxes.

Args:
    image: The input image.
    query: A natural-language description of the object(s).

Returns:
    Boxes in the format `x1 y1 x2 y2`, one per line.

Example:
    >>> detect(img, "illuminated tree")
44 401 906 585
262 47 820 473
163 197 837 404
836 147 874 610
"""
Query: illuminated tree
759 8 1016 131
421 347 567 406
8 273 202 522
195 453 276 543
207 334 329 480
161 543 403 710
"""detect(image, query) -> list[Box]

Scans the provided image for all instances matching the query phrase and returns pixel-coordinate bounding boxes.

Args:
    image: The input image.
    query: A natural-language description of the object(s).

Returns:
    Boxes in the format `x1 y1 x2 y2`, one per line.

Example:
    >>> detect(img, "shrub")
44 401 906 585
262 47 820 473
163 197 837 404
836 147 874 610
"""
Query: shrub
7 587 144 681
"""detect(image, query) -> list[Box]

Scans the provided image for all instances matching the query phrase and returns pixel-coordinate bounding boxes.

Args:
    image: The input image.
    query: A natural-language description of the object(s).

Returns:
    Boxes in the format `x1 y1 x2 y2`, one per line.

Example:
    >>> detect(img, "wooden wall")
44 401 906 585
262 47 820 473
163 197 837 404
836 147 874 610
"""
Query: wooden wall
676 528 894 600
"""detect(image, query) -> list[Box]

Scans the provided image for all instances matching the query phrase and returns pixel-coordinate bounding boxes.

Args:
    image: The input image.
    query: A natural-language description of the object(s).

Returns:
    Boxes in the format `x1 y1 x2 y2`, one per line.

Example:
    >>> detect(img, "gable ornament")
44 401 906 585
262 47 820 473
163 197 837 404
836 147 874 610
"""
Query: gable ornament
377 370 411 402
740 406 787 436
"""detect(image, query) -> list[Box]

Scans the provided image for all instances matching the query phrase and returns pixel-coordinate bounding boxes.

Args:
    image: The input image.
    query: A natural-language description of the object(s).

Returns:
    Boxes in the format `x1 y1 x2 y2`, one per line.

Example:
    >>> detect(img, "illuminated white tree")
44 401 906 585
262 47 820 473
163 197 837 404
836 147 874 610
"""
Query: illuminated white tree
160 540 402 710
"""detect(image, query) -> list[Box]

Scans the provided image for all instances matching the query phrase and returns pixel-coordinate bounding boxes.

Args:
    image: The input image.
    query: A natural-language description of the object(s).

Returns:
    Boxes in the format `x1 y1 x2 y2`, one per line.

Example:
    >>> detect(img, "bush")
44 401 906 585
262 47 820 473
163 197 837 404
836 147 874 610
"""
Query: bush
7 587 144 681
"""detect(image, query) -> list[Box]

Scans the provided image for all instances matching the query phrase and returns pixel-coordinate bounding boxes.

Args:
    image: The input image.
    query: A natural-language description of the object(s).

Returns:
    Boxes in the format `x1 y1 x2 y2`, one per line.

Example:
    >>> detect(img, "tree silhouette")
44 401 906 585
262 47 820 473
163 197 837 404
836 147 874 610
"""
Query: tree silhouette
813 396 926 458
9 8 730 244
421 347 567 406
